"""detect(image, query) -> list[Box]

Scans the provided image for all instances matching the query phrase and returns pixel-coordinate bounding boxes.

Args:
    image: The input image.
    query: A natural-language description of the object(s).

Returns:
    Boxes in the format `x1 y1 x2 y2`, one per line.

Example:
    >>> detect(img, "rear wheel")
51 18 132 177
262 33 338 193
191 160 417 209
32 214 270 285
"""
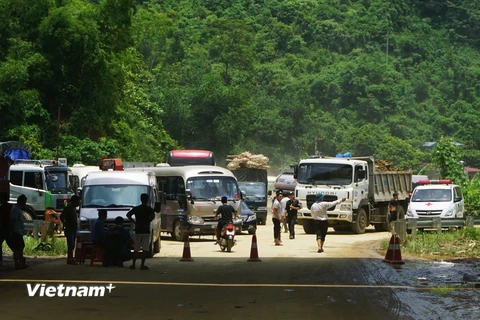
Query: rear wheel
352 208 367 234
172 220 183 241
302 220 315 234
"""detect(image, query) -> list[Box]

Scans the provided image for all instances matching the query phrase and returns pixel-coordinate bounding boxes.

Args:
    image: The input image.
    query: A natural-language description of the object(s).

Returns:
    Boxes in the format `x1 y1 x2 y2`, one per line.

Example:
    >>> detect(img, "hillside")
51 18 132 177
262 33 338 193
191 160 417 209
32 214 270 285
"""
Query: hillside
1 0 479 170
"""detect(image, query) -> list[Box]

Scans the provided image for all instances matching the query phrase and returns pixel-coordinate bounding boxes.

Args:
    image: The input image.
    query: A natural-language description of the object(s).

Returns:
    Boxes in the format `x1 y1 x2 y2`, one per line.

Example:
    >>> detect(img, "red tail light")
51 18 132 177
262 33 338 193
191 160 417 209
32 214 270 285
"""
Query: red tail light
227 224 234 231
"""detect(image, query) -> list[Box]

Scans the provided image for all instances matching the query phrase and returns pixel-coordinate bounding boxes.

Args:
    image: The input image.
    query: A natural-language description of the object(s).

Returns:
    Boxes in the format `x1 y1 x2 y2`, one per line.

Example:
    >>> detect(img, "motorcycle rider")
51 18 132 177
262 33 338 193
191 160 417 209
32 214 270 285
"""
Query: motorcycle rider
214 196 238 245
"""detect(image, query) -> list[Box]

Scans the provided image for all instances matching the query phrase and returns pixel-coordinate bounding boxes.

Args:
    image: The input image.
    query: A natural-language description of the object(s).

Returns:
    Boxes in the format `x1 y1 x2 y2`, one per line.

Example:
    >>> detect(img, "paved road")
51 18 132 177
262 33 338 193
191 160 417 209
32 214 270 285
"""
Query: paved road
0 224 469 320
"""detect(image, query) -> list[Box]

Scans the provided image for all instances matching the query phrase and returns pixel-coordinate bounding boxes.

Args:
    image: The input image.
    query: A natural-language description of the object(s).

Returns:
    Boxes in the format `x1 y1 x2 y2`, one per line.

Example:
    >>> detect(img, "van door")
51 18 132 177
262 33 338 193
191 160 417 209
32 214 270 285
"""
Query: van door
157 176 186 230
453 186 464 218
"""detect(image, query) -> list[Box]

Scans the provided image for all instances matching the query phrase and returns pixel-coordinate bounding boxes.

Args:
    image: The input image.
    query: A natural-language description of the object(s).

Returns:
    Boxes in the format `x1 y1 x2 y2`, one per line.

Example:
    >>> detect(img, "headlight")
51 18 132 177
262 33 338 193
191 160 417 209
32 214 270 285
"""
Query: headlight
444 208 453 217
246 215 256 222
234 216 242 223
406 207 414 217
80 216 90 230
187 215 204 224
257 206 267 211
340 203 352 211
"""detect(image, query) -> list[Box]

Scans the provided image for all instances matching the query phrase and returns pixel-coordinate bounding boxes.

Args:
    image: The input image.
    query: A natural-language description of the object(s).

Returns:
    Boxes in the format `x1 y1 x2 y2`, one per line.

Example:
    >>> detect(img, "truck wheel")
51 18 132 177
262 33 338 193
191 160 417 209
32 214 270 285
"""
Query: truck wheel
172 220 183 241
302 220 315 234
352 208 367 234
22 211 34 236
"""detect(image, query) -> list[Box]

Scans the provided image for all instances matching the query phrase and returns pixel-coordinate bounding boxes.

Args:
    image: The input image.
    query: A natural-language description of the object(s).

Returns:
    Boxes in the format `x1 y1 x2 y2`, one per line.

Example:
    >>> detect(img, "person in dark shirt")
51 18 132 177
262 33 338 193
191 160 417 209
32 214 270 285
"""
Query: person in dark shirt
104 216 133 267
92 209 107 246
60 195 80 265
388 192 399 233
214 196 237 244
285 192 301 240
0 192 13 266
126 193 154 270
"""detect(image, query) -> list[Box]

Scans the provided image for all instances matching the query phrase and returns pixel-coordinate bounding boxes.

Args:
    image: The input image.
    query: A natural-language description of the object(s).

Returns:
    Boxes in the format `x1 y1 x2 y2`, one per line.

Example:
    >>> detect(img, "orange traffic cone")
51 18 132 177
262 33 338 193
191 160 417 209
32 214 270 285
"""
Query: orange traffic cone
382 234 404 264
74 234 84 263
180 233 194 261
247 234 261 262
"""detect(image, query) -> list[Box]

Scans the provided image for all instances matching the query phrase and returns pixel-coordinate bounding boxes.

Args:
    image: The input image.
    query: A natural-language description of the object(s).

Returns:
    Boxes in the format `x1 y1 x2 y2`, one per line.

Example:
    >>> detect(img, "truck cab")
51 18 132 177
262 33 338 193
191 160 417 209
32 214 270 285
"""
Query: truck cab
8 159 74 219
406 180 464 220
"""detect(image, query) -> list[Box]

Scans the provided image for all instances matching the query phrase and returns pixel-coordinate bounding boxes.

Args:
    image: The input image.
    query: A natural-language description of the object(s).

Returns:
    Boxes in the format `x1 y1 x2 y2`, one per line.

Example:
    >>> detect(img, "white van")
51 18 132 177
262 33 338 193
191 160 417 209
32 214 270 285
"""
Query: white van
406 180 465 220
78 170 161 256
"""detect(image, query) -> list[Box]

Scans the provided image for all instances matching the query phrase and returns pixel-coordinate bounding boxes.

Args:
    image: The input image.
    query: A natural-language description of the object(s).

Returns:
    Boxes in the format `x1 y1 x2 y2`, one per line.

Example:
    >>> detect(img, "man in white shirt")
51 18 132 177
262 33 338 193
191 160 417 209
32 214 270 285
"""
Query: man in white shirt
310 193 346 253
271 191 284 246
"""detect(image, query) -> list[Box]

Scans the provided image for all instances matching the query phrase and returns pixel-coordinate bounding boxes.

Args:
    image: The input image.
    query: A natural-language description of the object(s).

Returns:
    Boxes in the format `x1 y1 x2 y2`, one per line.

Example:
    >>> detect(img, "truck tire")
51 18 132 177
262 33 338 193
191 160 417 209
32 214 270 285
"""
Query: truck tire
22 211 34 236
352 208 367 234
302 220 315 234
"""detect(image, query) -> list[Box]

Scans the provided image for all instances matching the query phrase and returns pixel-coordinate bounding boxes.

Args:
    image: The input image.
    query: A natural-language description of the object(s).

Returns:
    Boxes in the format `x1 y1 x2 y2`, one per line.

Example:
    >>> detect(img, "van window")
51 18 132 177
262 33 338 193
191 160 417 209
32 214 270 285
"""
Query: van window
10 171 22 185
454 187 463 200
157 176 185 199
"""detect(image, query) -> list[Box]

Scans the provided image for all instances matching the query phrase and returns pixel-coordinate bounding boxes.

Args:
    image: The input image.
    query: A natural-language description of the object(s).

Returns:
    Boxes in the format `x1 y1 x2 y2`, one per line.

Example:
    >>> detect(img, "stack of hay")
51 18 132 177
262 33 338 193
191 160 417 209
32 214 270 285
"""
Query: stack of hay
375 160 404 172
226 152 270 170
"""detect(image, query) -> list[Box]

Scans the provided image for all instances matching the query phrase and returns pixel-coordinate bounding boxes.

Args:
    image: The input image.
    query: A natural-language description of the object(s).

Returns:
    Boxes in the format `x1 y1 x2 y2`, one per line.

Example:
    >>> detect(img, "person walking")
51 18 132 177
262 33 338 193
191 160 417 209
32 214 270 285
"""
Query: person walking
271 191 283 246
0 192 13 266
9 194 28 269
126 193 154 270
60 195 80 265
311 193 346 253
285 192 301 239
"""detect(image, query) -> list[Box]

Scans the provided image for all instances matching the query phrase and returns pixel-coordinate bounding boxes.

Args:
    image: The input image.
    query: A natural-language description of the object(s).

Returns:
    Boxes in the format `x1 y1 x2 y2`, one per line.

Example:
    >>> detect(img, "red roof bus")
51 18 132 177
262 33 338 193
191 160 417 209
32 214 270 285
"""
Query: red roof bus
167 150 215 166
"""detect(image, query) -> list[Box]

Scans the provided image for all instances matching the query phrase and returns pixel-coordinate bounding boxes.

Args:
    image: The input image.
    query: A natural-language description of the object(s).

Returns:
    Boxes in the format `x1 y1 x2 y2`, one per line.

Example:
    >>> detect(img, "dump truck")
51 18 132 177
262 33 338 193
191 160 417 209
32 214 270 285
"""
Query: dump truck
294 156 412 234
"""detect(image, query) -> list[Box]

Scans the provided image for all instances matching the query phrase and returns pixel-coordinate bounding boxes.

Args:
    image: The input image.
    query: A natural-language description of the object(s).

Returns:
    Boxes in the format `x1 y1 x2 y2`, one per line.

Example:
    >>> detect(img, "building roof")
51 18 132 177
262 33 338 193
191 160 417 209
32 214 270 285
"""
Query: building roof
464 167 480 173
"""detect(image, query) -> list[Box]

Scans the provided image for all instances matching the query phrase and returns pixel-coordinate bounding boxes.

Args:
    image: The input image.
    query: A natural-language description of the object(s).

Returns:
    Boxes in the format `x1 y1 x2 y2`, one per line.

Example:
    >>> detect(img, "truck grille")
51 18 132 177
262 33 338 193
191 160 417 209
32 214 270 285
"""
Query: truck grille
416 210 443 216
306 195 338 211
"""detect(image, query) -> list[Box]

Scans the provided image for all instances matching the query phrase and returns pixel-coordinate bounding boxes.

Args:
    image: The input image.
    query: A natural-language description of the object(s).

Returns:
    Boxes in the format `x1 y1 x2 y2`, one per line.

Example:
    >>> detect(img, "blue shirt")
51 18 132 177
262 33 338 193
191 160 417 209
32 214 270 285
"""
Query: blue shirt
91 218 106 244
10 204 25 235
106 226 131 255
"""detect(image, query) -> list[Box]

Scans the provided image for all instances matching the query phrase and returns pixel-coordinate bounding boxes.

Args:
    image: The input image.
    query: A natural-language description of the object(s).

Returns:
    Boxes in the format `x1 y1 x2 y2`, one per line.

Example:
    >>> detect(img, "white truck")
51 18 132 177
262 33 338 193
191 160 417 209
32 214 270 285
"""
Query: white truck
294 156 412 234
8 159 75 220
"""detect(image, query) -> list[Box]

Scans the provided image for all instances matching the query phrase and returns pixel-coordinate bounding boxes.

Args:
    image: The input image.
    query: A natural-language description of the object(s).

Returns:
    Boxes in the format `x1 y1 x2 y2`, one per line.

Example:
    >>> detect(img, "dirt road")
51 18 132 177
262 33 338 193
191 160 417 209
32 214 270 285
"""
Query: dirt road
0 224 479 320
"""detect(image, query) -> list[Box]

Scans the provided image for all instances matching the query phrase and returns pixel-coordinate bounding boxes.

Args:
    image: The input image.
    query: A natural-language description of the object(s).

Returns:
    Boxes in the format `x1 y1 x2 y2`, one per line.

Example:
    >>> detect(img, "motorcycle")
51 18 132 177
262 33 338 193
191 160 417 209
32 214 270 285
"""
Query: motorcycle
219 222 236 252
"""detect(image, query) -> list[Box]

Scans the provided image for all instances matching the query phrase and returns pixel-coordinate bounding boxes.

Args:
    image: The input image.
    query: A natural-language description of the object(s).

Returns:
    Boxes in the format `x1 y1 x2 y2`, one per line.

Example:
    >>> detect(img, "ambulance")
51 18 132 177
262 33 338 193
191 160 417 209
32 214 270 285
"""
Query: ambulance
406 180 465 220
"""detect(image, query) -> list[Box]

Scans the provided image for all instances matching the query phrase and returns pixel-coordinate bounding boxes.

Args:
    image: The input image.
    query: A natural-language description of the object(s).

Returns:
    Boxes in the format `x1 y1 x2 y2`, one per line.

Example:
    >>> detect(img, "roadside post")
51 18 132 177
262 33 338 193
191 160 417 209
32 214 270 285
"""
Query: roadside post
408 218 417 236
433 217 441 234
394 219 407 243
466 216 474 228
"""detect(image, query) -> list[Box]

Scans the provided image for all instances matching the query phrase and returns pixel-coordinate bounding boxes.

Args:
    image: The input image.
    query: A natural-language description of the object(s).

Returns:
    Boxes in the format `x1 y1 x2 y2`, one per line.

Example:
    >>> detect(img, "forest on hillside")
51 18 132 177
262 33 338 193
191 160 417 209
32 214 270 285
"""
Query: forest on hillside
1 0 480 171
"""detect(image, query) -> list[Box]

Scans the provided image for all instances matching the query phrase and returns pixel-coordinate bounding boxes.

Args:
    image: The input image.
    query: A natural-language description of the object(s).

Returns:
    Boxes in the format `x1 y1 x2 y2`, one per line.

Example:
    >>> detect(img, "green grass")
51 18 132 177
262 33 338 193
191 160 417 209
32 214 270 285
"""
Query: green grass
2 236 67 257
382 228 480 259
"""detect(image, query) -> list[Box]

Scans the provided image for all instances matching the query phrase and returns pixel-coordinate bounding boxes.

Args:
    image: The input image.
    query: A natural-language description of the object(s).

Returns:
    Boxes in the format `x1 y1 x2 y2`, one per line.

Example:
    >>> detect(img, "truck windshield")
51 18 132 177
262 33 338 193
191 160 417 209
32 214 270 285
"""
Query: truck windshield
81 185 149 208
412 189 452 202
186 176 240 201
297 163 353 185
238 182 266 197
45 170 74 193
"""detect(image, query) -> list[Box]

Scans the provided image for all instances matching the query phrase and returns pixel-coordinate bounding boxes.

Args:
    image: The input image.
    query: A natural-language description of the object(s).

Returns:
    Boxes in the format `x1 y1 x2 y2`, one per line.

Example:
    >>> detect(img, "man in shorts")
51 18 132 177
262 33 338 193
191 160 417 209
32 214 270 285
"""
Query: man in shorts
311 193 346 253
126 193 154 270
9 194 28 269
388 192 399 233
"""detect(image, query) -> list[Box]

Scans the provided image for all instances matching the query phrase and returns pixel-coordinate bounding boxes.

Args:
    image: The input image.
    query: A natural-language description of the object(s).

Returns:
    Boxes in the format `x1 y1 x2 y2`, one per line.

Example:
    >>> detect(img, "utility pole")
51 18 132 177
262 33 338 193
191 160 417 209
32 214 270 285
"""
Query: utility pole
56 106 60 160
